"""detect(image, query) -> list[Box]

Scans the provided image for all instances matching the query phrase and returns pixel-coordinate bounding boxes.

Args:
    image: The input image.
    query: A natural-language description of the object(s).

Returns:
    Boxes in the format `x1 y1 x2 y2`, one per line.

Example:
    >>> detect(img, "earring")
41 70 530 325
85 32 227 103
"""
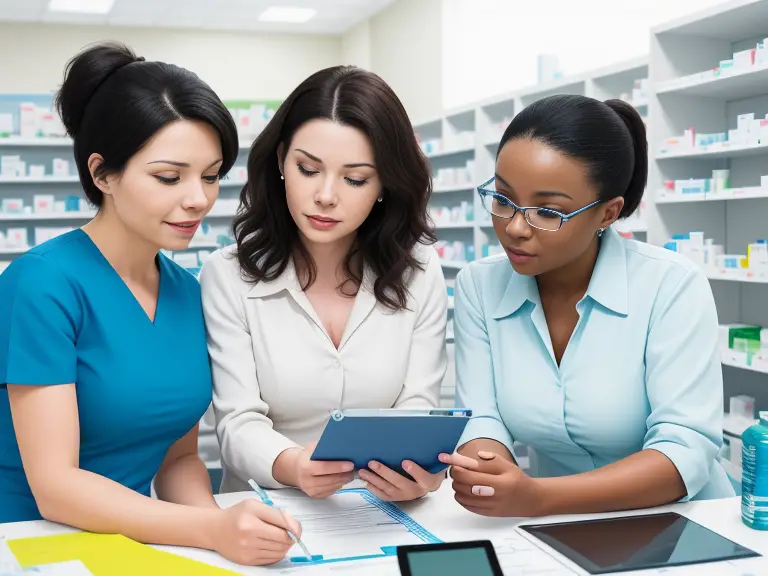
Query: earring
280 174 284 180
597 227 606 237
377 197 383 203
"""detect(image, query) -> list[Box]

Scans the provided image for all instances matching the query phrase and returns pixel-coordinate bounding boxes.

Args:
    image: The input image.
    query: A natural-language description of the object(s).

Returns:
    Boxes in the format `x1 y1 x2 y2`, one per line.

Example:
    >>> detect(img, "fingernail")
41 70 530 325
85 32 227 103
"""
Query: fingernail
363 482 369 489
472 485 495 497
438 454 449 463
403 462 412 472
344 463 354 472
477 451 496 460
369 461 378 471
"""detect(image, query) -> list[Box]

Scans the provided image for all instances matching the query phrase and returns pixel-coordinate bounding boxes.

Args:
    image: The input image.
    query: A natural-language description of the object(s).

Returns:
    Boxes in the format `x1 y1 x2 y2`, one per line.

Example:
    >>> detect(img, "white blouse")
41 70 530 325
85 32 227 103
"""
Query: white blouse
199 243 449 492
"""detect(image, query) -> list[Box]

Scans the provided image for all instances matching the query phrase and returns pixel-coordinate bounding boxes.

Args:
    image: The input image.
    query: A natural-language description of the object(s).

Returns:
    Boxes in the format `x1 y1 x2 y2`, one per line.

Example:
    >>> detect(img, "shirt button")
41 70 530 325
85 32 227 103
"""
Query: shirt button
334 359 341 368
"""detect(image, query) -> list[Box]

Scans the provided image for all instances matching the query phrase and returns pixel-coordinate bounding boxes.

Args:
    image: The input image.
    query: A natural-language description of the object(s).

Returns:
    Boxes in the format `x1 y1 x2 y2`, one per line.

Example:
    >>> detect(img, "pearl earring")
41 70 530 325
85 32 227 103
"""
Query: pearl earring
280 174 284 180
377 197 383 203
597 227 606 237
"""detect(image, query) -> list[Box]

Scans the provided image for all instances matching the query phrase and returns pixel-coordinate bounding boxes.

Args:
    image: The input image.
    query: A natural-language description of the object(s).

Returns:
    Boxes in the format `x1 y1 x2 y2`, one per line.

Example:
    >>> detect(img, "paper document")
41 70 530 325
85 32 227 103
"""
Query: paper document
267 488 436 567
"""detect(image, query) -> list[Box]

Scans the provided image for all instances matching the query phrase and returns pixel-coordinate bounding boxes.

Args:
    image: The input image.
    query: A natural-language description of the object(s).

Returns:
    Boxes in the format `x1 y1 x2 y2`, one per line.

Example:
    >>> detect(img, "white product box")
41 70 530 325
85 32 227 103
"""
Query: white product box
18 103 38 138
172 252 199 269
54 200 66 213
34 227 72 245
33 194 55 214
52 158 69 177
0 113 12 136
1 198 24 213
733 49 755 71
28 165 46 179
6 228 28 248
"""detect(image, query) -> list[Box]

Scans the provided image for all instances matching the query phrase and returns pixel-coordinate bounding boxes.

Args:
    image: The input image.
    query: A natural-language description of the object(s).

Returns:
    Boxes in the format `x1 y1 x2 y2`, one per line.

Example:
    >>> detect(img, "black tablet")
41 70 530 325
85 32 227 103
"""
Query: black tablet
520 511 760 574
396 540 504 576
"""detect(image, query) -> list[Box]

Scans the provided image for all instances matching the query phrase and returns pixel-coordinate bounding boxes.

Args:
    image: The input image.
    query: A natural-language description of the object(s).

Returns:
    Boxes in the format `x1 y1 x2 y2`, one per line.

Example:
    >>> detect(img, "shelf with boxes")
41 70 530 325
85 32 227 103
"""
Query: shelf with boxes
647 1 768 477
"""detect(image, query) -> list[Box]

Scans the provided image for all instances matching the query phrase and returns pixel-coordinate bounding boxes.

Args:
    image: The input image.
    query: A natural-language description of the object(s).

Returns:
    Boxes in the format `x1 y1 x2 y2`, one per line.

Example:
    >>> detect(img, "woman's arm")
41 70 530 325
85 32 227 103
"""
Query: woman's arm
154 423 218 509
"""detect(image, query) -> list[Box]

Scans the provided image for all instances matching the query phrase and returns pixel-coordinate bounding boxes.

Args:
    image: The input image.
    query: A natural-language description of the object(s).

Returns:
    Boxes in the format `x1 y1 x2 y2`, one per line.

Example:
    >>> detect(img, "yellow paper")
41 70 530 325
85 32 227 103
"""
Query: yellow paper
8 532 239 575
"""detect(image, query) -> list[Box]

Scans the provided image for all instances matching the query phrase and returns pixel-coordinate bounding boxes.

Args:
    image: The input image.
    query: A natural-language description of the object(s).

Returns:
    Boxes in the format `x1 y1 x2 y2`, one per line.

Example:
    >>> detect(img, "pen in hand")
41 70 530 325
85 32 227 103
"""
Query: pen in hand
247 479 314 562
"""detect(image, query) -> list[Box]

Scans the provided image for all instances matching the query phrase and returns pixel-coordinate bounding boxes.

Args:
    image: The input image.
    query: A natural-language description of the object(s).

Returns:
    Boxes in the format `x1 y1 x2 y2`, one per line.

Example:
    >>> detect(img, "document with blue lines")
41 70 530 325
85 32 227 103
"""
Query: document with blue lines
266 488 439 568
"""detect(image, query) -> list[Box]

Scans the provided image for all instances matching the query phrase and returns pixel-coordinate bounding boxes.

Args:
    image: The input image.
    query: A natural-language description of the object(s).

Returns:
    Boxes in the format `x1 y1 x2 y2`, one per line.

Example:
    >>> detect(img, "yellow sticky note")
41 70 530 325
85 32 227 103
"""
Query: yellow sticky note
8 532 239 576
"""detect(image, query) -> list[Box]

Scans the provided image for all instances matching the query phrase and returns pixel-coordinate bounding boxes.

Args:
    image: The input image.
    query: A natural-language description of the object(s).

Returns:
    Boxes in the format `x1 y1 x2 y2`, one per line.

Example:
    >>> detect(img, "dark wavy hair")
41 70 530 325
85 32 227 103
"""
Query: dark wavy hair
232 65 435 310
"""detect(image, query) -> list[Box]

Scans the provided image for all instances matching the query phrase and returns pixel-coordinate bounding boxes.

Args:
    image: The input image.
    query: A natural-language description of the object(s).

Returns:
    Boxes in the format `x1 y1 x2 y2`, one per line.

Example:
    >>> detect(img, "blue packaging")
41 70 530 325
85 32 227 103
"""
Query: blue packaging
742 411 768 530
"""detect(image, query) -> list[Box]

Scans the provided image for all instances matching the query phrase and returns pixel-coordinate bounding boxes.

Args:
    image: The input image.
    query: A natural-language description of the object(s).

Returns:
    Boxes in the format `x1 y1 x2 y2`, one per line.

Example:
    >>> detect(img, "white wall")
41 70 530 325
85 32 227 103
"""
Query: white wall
367 0 443 124
441 0 733 109
341 19 372 69
0 22 342 100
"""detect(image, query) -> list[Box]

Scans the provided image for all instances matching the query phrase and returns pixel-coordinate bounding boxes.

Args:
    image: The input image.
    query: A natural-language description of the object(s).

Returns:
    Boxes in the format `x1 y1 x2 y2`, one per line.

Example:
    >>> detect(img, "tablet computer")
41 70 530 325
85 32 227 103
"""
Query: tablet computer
310 408 472 474
397 541 504 576
520 511 760 575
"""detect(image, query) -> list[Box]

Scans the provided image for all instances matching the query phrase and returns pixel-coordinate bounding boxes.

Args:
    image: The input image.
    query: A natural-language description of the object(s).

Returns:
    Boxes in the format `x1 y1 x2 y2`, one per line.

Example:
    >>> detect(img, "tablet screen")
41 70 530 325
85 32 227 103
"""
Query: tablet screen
398 541 503 576
521 512 760 574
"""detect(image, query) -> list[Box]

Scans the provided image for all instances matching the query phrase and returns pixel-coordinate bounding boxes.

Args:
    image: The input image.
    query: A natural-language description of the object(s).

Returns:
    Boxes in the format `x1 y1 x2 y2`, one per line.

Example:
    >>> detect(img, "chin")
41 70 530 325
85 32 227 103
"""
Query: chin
508 258 540 276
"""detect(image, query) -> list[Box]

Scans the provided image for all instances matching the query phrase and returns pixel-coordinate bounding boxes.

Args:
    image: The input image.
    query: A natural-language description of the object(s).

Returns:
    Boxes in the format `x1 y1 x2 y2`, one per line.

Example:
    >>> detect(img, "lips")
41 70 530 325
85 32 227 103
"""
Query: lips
506 246 534 258
308 215 339 223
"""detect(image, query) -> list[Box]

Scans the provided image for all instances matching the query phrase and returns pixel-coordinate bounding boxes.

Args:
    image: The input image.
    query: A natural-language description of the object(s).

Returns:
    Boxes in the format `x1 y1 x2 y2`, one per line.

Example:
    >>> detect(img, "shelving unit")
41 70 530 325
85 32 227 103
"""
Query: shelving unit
646 0 768 482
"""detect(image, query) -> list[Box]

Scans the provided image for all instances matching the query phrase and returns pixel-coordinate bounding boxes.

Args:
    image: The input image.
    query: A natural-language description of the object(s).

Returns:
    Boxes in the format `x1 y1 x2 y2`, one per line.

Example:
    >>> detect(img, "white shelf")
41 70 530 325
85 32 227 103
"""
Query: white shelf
704 267 768 284
614 219 647 234
0 176 78 184
440 260 467 270
0 246 30 255
722 354 768 375
656 186 768 204
433 184 474 194
0 137 72 147
656 141 768 160
657 64 768 100
0 211 95 221
426 146 475 159
435 221 474 230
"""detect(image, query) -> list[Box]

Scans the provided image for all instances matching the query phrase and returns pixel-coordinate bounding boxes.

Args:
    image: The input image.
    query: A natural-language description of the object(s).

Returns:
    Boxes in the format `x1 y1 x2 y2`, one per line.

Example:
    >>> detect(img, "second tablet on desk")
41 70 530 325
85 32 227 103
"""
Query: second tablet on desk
310 408 472 474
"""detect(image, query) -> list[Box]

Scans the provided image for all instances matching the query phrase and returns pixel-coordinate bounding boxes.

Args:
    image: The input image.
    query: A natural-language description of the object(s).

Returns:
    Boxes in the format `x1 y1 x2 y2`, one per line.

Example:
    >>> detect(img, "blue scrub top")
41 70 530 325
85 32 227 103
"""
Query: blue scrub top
455 227 734 501
0 229 212 523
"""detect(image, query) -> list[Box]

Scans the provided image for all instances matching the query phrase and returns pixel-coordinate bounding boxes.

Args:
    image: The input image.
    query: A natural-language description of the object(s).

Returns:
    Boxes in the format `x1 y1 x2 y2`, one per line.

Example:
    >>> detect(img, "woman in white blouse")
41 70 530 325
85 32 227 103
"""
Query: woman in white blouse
199 66 448 502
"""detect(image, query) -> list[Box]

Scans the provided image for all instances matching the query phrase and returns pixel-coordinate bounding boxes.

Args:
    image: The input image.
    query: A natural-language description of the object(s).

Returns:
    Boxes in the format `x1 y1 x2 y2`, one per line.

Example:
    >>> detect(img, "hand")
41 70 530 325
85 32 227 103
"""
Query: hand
359 460 445 502
211 499 302 566
293 444 355 498
439 451 545 517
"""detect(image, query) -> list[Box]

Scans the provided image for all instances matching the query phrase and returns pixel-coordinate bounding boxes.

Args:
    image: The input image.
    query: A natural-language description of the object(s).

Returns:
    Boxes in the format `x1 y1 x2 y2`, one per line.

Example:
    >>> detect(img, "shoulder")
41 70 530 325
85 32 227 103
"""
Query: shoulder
198 244 251 297
455 253 512 302
623 238 708 296
0 251 76 297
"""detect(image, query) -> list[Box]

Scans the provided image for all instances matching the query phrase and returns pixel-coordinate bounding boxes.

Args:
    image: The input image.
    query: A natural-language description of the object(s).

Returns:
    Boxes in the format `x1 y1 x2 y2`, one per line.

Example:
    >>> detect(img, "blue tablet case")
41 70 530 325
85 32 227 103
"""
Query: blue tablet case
310 409 472 474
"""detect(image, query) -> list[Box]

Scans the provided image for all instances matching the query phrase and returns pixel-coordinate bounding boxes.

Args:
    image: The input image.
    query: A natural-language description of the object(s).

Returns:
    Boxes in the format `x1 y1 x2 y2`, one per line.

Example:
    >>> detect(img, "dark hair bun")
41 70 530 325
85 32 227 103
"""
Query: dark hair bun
604 99 648 218
55 42 140 137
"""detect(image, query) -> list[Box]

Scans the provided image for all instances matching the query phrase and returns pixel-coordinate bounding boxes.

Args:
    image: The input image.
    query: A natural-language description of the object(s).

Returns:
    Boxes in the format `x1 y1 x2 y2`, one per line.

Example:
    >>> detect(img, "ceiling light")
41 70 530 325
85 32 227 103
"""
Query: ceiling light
258 6 317 23
47 0 115 14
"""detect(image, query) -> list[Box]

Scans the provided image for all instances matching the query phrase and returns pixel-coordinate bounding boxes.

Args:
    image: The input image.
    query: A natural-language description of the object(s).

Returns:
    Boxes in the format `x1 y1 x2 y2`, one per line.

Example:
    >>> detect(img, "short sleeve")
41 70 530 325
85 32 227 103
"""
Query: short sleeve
0 254 80 386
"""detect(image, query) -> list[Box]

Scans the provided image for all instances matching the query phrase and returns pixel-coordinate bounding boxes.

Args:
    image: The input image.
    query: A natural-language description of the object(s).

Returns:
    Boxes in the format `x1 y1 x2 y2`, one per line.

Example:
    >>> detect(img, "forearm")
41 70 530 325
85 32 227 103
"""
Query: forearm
37 467 220 549
536 449 686 516
272 447 301 487
459 438 515 464
154 454 219 509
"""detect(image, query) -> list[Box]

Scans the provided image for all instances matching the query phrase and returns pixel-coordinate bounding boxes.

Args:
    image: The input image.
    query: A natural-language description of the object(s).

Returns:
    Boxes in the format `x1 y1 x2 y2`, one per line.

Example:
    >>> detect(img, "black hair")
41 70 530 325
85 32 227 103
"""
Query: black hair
498 95 647 218
55 41 238 207
233 65 435 311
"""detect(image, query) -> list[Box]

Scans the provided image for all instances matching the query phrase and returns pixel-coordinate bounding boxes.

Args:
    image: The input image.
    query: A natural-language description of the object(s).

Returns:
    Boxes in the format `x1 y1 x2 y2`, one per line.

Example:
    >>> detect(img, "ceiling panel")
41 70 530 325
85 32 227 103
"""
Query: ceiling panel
0 0 396 33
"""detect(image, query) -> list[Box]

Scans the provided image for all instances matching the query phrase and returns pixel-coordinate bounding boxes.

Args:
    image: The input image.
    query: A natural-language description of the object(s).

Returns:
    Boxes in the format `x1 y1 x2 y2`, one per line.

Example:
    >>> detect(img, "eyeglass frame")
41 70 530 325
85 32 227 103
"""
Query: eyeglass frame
476 176 603 232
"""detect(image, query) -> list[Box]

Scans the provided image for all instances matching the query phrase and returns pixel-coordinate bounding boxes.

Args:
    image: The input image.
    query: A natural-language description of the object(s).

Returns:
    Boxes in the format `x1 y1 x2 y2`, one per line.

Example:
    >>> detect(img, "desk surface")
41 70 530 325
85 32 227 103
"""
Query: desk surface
0 485 763 575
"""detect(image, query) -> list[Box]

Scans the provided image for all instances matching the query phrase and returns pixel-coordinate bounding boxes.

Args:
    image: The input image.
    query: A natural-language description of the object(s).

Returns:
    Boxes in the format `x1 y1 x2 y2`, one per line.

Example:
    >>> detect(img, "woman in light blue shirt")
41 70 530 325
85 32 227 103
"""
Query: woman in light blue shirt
440 95 733 517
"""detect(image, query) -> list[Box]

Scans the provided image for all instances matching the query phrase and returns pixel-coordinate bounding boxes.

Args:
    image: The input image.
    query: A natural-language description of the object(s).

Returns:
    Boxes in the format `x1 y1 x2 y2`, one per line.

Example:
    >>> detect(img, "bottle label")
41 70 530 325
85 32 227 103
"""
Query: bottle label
742 440 768 527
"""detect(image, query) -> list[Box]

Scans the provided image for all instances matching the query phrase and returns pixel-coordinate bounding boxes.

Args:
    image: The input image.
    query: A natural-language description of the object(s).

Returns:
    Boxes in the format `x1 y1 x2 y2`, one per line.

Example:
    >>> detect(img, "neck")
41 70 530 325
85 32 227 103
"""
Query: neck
537 236 600 300
298 233 357 286
82 207 159 281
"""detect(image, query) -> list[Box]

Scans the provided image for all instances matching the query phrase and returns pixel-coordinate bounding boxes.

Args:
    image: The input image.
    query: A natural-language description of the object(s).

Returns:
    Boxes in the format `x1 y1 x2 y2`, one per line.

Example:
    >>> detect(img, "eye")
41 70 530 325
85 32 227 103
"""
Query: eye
154 175 179 185
494 194 513 206
203 174 219 184
297 164 319 177
345 177 367 187
535 208 562 220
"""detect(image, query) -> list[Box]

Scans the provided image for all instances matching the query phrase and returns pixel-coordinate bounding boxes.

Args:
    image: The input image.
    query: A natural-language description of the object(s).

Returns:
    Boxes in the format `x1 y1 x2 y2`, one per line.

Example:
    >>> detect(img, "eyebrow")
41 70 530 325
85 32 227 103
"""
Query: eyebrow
295 148 375 169
147 159 223 169
494 173 573 200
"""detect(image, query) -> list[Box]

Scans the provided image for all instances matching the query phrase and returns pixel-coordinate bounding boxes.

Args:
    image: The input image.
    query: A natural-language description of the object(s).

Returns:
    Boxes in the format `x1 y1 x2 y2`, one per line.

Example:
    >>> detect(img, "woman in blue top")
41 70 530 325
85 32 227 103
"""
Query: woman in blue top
440 95 733 517
0 42 301 566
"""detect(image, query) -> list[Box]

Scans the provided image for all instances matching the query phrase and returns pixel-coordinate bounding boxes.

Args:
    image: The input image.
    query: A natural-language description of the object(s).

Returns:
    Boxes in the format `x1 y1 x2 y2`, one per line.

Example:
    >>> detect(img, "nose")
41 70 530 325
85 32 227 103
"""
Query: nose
181 179 214 212
504 210 533 240
314 175 338 207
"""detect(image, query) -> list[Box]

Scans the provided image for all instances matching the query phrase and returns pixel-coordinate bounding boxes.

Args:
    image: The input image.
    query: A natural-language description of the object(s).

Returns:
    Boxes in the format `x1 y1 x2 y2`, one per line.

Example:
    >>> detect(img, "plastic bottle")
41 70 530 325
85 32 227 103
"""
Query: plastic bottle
742 411 768 529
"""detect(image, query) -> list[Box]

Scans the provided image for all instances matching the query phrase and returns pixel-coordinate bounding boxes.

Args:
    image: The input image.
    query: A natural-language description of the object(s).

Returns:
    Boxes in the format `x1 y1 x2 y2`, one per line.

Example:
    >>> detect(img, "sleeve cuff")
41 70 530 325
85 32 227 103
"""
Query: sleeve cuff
459 416 514 454
646 441 706 502
221 425 301 490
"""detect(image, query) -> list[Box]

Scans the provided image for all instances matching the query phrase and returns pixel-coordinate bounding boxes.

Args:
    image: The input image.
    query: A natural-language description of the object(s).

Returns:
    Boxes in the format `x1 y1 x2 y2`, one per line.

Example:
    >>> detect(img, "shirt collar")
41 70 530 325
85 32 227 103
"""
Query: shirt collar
247 258 301 298
492 226 628 319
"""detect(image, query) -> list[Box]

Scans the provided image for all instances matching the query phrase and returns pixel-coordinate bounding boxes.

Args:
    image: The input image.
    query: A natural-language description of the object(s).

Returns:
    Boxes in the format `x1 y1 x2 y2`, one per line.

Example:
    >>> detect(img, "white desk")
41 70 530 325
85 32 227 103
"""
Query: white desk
0 485 764 575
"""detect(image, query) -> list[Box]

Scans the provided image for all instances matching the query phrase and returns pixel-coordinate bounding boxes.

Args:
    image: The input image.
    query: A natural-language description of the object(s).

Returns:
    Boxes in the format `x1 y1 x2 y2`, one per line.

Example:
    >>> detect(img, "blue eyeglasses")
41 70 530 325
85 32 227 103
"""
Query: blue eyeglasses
477 176 602 232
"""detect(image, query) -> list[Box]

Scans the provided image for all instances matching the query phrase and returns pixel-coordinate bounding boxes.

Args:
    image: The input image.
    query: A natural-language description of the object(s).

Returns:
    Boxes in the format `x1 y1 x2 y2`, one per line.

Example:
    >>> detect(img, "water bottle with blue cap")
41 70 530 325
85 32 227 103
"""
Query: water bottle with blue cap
742 411 768 530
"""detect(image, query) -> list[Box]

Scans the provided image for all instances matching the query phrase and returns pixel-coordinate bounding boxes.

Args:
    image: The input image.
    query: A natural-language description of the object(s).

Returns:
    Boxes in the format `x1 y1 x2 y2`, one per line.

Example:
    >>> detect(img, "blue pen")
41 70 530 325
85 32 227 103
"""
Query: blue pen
247 479 314 562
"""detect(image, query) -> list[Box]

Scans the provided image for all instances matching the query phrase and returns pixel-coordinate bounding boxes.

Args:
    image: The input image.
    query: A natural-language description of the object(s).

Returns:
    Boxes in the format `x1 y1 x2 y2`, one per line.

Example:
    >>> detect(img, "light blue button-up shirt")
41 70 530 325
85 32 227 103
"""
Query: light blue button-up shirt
455 227 733 501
